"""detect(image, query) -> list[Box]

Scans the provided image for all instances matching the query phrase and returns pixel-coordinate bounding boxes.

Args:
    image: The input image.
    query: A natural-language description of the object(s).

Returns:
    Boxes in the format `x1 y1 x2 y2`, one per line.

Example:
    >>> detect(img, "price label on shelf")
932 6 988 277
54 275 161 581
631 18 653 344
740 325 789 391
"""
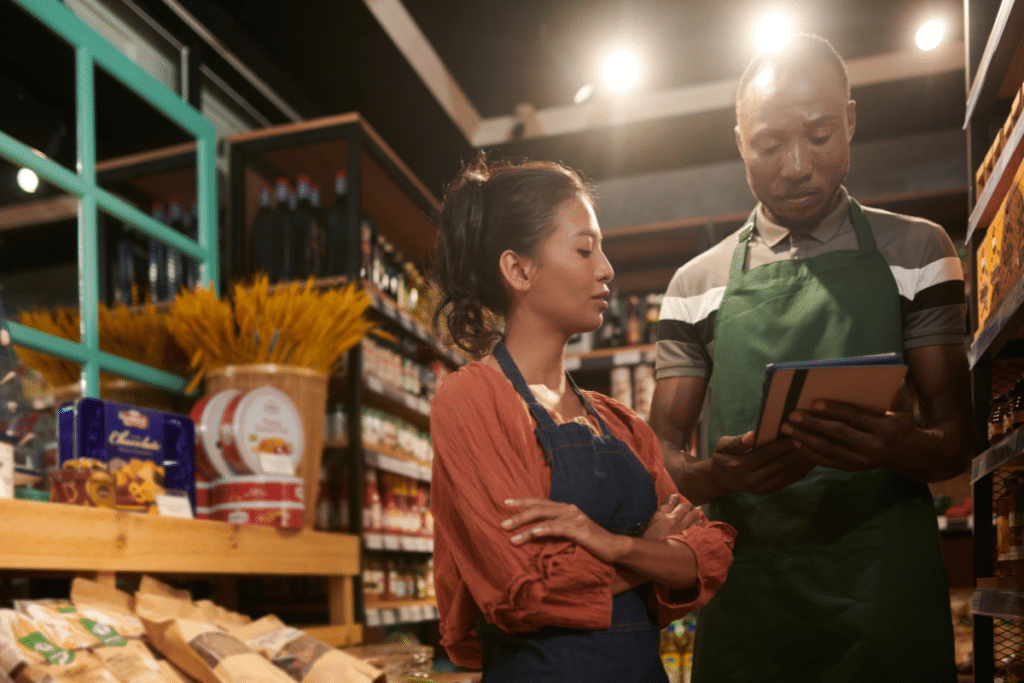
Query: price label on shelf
260 454 294 476
381 609 398 626
366 376 384 394
383 534 401 551
398 606 414 622
365 609 381 627
364 533 384 550
155 494 194 519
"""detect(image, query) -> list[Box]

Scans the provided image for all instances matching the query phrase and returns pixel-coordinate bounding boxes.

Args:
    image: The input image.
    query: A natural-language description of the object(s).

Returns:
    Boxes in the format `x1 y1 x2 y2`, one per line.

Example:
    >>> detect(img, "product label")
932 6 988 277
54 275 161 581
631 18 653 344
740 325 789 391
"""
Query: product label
260 454 293 476
18 632 75 665
79 619 127 647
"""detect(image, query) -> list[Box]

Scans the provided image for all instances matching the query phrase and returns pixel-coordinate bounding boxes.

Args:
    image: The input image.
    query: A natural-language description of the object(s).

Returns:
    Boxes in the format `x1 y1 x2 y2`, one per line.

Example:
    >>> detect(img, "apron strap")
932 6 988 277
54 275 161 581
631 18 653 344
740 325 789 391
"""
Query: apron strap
847 197 878 252
729 197 876 279
493 341 611 435
492 341 557 428
728 209 758 280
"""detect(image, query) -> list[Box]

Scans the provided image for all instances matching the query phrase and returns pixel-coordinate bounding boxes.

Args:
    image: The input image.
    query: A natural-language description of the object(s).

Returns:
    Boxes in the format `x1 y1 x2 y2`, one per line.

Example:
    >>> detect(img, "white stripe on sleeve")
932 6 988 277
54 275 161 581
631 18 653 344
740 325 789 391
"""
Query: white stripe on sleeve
889 256 964 300
659 286 726 324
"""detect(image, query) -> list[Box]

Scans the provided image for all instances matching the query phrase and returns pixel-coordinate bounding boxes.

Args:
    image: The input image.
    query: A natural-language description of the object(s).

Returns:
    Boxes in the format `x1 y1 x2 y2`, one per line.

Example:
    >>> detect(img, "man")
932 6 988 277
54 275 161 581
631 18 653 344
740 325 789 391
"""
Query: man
649 34 973 682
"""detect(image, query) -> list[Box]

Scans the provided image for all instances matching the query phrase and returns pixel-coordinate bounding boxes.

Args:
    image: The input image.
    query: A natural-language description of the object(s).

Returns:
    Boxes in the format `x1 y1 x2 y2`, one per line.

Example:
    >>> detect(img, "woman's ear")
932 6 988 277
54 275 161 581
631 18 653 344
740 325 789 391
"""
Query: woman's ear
499 249 534 293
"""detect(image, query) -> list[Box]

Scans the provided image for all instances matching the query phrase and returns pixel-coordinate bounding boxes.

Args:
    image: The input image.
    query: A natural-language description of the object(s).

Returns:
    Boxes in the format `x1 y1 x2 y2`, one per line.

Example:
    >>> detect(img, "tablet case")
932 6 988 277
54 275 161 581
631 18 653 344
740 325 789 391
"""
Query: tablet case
753 353 908 446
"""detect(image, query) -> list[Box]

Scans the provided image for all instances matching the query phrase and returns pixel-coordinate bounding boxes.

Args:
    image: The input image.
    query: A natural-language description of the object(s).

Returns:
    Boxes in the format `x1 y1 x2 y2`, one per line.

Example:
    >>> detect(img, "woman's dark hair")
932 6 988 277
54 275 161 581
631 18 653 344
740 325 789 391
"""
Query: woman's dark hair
432 155 595 358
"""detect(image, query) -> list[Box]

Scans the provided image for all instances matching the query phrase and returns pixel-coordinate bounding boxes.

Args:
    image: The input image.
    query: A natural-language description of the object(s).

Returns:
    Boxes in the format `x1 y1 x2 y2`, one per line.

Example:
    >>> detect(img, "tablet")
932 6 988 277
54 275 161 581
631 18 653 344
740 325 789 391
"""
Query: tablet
753 353 908 446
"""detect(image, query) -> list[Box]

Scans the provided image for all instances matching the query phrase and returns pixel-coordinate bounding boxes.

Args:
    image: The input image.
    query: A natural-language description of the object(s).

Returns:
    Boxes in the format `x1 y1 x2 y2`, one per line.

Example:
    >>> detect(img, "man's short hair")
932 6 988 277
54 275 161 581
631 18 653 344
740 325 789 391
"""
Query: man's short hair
736 34 850 111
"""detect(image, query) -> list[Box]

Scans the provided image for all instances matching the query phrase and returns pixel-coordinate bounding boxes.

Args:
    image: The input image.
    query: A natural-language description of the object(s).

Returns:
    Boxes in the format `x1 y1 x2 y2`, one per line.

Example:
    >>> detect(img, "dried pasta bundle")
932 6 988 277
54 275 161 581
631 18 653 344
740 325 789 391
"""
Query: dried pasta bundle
16 304 177 388
167 276 377 393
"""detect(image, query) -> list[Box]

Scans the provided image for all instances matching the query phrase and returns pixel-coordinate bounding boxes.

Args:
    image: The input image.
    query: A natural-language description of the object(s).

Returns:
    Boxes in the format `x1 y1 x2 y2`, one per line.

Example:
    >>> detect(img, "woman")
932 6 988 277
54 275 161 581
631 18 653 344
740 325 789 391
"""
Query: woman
429 157 735 682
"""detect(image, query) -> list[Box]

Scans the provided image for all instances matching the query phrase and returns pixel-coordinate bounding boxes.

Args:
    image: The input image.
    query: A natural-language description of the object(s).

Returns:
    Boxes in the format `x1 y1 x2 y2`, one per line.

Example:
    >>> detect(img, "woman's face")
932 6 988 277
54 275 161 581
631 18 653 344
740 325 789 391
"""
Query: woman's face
523 195 614 335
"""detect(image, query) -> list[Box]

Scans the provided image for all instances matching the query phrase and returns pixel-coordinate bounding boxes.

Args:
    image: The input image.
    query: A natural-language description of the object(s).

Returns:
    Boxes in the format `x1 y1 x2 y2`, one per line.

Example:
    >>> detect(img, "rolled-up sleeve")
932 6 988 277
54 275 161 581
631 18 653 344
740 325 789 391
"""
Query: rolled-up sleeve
585 392 736 625
431 367 615 666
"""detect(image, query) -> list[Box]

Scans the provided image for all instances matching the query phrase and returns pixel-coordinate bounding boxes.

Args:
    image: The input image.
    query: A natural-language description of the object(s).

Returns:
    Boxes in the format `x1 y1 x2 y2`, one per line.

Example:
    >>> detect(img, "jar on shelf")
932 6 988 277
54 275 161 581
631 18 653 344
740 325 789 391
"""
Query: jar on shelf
990 393 1009 446
998 482 1013 576
1010 476 1024 576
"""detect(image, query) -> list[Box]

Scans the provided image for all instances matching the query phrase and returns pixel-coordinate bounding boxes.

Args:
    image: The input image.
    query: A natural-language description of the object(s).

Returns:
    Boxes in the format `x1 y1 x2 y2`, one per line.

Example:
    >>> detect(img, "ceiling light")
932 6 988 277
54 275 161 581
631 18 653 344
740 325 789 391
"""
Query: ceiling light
916 20 944 51
602 51 639 93
755 12 793 53
574 83 594 105
17 168 39 193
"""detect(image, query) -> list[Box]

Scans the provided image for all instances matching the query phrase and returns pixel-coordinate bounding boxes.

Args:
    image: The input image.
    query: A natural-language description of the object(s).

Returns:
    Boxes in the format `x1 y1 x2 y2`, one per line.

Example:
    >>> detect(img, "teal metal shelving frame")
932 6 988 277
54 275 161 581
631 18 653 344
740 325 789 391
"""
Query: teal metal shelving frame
0 0 219 397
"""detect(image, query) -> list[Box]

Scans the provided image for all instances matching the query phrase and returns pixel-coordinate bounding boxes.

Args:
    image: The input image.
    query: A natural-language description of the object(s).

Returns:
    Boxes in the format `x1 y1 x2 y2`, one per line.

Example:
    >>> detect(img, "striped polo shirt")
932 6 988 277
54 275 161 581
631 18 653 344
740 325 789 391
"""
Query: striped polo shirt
655 187 966 380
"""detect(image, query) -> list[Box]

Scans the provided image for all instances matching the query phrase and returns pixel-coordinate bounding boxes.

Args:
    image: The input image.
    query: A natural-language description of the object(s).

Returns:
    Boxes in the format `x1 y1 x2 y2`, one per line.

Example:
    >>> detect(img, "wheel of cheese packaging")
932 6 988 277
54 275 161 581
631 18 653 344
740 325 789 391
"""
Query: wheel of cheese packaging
212 500 304 528
190 389 242 480
219 387 304 477
210 474 304 507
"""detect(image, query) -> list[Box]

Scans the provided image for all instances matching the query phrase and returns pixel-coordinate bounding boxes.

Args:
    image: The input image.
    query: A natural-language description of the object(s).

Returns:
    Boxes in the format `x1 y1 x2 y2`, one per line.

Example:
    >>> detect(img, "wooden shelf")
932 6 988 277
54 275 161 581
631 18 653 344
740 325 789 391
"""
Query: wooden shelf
364 445 431 483
364 373 431 427
362 281 465 367
364 598 438 627
966 0 1024 125
565 344 656 372
966 104 1024 243
969 265 1024 367
0 499 359 576
972 587 1024 619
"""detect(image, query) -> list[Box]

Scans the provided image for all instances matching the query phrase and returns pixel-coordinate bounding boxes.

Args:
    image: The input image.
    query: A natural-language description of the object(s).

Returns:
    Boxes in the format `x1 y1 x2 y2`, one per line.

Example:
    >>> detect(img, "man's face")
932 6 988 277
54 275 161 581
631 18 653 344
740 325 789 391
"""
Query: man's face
735 59 856 231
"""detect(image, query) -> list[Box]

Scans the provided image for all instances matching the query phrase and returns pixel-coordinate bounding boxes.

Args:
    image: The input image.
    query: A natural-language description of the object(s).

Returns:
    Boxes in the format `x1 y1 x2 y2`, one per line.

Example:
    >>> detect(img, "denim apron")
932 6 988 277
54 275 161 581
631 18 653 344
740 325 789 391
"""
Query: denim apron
694 199 956 682
476 341 666 682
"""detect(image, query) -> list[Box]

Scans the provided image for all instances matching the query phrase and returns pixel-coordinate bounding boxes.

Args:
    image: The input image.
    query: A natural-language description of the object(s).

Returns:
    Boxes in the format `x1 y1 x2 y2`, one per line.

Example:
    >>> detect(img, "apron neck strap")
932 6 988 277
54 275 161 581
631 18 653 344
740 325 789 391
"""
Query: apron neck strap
492 341 610 434
729 196 875 279
847 197 877 251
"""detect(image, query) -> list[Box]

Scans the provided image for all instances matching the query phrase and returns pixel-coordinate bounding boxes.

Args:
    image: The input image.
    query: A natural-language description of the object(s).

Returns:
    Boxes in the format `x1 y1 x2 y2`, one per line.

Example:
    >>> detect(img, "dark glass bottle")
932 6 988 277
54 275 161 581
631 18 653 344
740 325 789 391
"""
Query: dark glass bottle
326 171 350 277
250 183 274 279
270 177 293 282
147 202 167 302
309 182 327 278
292 174 315 279
166 197 185 298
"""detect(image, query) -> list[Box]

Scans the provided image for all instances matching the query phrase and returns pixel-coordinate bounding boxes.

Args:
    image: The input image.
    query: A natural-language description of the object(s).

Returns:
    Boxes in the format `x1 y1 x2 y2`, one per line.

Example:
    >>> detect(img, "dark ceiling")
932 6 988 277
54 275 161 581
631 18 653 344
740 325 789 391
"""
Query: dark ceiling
143 0 968 194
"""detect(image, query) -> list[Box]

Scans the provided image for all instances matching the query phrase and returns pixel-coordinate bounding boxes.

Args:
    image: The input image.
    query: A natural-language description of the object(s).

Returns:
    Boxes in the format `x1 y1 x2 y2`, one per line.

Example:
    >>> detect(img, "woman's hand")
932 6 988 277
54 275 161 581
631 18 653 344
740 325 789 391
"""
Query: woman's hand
501 498 628 564
643 493 701 541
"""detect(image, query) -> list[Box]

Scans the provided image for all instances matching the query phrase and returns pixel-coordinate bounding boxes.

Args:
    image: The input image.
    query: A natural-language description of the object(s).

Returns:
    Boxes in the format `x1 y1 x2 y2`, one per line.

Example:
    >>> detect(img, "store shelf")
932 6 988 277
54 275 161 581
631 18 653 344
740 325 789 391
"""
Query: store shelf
365 445 431 482
564 344 657 372
364 599 438 627
0 498 359 576
966 0 1024 126
972 588 1024 619
363 282 465 367
966 104 1024 243
363 532 433 553
364 373 431 420
969 268 1024 367
972 426 1024 481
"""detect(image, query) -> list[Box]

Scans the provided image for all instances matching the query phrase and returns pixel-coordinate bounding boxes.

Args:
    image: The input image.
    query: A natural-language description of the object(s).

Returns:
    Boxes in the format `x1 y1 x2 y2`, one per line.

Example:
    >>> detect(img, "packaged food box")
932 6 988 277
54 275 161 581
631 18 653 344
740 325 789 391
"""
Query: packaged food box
54 398 195 514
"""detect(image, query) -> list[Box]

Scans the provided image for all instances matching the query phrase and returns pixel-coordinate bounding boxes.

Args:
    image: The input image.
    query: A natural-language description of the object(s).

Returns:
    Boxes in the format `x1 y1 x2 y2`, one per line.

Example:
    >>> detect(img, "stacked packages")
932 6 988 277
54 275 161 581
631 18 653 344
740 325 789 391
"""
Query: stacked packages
0 577 382 683
191 387 305 527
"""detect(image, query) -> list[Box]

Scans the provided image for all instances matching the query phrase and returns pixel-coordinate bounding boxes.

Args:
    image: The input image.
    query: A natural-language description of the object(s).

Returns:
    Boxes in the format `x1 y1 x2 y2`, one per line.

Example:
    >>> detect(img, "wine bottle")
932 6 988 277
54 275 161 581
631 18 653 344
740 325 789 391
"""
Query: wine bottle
250 183 274 279
147 202 167 302
270 178 292 283
326 171 350 276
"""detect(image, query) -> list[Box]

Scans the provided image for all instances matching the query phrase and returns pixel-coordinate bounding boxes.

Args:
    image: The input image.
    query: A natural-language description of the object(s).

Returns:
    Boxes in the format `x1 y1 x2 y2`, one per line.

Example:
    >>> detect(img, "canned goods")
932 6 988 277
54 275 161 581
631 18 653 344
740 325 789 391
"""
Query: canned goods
219 387 304 477
190 389 241 480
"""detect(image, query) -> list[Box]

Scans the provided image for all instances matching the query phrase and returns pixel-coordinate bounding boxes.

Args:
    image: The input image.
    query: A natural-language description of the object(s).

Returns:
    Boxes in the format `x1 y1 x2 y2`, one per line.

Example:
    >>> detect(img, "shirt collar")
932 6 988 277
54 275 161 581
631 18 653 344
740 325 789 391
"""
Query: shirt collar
754 187 850 247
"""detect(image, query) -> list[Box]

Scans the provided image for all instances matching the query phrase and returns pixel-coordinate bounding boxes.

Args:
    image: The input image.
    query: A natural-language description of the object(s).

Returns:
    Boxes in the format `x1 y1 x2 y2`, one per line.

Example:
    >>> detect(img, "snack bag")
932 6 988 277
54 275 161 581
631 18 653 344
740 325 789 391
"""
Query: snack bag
228 615 383 683
71 578 146 638
0 610 118 683
14 598 131 650
93 640 174 683
135 593 292 683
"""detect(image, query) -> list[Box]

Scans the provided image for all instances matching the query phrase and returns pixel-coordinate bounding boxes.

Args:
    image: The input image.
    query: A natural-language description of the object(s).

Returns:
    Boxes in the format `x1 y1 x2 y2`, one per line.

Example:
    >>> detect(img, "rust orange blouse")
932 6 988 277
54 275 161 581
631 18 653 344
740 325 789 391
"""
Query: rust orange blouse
430 362 736 670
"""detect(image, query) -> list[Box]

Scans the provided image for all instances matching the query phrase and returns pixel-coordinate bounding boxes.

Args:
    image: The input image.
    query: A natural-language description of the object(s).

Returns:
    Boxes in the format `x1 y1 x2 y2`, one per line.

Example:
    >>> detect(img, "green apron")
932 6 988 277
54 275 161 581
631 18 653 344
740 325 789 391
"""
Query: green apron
694 198 956 682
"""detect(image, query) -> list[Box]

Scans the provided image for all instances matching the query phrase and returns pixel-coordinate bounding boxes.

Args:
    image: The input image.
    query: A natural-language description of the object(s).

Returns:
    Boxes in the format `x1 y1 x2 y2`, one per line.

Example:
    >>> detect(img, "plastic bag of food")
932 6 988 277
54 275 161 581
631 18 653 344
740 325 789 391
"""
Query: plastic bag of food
228 615 383 683
71 578 146 639
0 609 119 683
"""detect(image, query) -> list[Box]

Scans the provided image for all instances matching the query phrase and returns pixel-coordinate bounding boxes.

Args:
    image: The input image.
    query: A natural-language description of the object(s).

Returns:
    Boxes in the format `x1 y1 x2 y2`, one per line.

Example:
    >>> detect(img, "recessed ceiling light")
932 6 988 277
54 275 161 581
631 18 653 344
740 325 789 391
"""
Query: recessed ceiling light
916 20 944 51
602 51 640 93
17 168 39 193
756 12 792 53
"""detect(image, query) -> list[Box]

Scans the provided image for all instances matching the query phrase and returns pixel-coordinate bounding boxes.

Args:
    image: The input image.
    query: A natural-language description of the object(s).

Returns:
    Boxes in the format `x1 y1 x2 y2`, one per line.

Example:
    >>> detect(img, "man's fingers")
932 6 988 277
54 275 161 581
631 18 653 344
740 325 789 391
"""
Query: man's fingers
716 431 755 454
